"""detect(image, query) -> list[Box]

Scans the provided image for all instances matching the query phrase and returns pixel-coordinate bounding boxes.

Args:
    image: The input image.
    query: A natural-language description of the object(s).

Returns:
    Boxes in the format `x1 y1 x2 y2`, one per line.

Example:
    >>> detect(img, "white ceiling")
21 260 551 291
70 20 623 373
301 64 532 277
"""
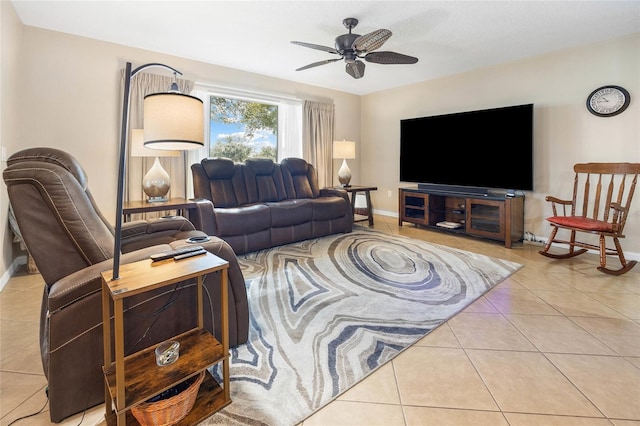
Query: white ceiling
12 1 640 96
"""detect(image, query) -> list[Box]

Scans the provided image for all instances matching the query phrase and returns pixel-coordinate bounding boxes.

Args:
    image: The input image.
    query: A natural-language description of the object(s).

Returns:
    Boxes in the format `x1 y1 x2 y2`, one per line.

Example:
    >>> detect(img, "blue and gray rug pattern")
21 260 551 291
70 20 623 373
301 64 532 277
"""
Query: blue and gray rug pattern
204 229 521 425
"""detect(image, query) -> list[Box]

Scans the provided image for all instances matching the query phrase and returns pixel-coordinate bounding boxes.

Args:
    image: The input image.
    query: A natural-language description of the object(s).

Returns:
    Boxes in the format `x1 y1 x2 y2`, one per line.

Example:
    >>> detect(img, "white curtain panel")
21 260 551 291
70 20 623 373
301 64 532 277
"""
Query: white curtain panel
278 100 303 161
303 101 335 188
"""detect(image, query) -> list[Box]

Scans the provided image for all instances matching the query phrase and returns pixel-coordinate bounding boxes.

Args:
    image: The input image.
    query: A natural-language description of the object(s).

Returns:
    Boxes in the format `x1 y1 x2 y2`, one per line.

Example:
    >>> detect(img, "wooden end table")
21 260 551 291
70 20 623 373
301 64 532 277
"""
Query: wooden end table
123 198 203 222
336 185 378 226
101 252 231 425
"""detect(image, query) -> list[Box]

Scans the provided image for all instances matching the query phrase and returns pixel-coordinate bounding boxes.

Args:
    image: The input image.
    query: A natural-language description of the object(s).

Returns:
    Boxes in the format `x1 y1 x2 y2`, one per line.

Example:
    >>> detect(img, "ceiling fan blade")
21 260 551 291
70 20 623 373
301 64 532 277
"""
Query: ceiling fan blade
296 58 342 71
353 29 392 53
291 41 339 54
345 60 365 79
365 51 418 64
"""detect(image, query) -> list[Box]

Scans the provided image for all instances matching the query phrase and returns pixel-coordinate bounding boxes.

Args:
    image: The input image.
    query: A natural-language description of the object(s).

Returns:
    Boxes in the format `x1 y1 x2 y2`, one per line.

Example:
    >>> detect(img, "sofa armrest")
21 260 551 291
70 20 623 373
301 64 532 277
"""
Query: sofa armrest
189 199 219 236
320 187 350 205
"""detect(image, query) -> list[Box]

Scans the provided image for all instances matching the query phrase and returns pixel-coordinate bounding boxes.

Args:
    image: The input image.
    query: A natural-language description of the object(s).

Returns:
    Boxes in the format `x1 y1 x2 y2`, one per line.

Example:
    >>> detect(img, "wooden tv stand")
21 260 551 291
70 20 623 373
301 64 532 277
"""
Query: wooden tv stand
399 187 524 248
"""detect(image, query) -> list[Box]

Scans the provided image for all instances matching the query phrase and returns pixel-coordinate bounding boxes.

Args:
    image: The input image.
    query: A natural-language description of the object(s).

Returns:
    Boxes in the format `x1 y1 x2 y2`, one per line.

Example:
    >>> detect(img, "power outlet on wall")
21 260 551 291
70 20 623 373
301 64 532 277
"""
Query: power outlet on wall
387 190 392 198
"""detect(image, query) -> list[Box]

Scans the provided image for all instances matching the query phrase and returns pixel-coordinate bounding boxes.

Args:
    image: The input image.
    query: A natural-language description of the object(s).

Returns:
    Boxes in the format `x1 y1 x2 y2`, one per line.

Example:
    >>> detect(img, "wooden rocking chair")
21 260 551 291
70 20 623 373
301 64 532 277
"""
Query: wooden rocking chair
539 162 640 275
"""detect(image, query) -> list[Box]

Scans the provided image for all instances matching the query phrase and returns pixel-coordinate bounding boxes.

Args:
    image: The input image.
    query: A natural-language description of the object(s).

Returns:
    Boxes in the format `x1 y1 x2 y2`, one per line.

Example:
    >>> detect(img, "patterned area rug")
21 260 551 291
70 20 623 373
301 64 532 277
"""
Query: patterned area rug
203 229 521 425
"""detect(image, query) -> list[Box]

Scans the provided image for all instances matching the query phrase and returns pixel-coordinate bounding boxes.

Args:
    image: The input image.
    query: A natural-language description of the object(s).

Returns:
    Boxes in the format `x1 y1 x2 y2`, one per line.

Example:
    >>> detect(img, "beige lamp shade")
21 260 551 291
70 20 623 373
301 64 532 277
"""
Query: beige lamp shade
143 92 204 151
333 140 356 159
130 129 180 157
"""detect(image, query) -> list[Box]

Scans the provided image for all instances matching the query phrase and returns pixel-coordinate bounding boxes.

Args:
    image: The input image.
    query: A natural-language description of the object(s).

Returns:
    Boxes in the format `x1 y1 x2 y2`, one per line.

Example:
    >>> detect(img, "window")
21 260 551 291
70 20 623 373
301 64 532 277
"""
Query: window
209 96 278 162
189 83 303 162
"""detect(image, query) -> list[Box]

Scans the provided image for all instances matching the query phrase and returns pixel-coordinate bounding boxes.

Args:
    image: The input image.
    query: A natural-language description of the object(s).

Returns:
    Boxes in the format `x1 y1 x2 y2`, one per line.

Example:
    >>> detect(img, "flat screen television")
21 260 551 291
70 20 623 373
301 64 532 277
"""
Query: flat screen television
400 103 534 194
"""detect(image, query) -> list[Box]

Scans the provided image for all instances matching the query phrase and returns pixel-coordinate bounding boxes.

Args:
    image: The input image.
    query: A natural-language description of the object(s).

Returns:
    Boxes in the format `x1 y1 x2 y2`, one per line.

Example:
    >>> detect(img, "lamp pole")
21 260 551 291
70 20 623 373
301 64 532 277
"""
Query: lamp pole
112 62 182 280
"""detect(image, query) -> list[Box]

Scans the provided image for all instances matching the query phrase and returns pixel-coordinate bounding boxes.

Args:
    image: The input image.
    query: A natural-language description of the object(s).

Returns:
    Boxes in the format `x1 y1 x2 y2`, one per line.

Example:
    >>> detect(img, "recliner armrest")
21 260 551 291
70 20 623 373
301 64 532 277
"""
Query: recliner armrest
47 246 169 313
121 217 195 237
120 217 203 252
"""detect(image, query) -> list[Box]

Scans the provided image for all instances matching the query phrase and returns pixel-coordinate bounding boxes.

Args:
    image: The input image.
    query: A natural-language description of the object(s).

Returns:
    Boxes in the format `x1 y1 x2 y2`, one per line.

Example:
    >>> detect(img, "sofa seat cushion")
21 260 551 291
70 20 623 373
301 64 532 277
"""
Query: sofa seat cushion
214 204 271 236
312 197 350 220
267 199 313 227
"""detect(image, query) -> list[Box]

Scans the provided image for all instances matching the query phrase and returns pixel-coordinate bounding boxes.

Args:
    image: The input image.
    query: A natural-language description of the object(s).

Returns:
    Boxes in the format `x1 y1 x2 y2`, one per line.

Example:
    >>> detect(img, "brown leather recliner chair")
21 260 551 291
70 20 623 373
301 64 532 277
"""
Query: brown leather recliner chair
3 147 249 423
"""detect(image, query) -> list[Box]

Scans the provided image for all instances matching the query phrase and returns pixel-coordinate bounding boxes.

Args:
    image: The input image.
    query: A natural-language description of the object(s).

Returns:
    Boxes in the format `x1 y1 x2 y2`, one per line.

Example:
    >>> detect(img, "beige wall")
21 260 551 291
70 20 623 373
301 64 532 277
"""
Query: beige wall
361 33 640 256
0 16 360 279
1 1 23 283
16 27 361 217
1 1 638 281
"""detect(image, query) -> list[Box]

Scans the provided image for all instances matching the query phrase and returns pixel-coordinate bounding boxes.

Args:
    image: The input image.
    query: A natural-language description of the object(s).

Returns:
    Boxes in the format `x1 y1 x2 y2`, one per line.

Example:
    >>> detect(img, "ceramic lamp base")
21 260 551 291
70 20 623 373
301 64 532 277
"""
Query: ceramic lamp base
143 157 171 201
338 158 352 187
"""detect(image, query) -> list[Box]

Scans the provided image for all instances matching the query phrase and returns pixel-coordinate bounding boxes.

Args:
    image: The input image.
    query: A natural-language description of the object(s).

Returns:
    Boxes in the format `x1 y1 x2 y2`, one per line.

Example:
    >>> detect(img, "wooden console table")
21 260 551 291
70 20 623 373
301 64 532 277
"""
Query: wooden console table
338 185 378 226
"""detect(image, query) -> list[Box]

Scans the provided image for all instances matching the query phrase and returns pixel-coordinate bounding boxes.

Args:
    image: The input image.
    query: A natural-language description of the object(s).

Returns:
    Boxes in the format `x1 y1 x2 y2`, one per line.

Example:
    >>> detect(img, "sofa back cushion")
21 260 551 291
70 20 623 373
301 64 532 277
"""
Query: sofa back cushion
244 158 288 203
197 158 249 207
281 157 320 199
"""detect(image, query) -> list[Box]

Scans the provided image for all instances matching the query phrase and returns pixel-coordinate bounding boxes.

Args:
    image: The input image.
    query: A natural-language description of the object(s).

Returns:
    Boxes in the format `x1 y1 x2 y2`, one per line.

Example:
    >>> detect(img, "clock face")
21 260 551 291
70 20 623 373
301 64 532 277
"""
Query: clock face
587 85 631 117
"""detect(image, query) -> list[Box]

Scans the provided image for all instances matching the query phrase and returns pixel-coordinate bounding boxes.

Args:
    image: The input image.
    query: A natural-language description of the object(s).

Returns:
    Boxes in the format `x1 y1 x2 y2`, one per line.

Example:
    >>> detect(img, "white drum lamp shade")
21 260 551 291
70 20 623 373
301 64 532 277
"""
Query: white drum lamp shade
143 93 205 151
333 140 356 187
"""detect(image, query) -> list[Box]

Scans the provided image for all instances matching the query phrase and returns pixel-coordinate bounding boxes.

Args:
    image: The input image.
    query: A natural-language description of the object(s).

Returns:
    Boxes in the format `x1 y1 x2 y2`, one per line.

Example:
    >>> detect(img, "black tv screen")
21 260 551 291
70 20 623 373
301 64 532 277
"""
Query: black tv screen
400 103 534 192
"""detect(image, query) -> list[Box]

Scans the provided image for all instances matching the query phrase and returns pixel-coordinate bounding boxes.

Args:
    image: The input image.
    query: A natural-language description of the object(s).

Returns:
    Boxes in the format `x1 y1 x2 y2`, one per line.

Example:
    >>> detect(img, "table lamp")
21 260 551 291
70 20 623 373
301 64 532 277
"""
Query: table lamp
131 129 180 202
333 140 356 187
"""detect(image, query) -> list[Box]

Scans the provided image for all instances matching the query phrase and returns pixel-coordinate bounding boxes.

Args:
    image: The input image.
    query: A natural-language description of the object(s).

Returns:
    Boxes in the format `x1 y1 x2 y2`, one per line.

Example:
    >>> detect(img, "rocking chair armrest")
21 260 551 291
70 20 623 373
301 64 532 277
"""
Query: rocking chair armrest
545 196 573 217
609 202 628 213
545 196 572 205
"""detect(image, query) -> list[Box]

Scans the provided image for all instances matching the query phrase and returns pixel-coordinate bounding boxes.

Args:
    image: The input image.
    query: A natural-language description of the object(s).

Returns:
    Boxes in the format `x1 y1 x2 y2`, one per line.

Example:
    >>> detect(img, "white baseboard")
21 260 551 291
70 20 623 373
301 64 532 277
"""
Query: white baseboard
375 208 639 261
373 208 398 218
0 255 27 292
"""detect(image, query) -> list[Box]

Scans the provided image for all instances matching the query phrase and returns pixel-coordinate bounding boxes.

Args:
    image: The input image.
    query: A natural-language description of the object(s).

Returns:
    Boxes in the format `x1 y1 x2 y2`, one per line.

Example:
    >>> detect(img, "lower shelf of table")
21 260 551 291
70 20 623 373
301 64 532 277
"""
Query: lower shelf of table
103 328 226 410
106 372 231 425
354 213 369 222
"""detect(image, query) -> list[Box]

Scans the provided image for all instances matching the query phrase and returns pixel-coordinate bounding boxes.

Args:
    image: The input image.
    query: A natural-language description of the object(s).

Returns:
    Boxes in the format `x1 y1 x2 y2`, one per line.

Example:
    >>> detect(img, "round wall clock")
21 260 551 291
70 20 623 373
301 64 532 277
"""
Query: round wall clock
586 85 630 117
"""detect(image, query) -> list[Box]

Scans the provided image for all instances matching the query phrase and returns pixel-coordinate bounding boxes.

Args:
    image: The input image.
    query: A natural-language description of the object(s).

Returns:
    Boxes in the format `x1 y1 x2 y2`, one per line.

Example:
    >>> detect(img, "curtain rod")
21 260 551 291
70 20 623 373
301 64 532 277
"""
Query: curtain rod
194 81 303 103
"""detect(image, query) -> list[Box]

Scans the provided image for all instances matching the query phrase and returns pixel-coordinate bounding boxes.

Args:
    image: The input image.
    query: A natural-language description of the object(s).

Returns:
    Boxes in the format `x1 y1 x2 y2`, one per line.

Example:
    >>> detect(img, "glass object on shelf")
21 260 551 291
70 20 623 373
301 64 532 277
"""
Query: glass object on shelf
155 340 180 366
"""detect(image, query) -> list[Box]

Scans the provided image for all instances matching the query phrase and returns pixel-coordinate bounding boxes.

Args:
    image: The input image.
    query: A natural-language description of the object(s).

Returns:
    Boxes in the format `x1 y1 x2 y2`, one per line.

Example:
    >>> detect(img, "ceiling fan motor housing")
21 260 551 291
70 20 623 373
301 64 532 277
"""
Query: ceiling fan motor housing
335 33 360 59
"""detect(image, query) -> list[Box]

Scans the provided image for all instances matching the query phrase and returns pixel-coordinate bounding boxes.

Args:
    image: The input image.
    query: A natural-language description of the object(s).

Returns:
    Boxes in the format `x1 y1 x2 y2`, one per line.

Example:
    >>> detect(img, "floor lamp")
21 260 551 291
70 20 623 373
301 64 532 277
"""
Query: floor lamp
112 62 204 280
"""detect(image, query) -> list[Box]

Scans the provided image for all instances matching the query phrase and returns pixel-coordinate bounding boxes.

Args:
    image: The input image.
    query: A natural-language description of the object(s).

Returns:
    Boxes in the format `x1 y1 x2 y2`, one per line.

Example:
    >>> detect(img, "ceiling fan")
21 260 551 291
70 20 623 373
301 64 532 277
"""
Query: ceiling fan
291 18 418 79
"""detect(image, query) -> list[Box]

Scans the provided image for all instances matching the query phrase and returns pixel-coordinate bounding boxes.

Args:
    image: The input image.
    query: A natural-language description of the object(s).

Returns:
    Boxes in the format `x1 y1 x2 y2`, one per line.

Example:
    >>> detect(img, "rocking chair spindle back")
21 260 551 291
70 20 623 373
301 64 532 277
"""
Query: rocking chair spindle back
540 162 640 275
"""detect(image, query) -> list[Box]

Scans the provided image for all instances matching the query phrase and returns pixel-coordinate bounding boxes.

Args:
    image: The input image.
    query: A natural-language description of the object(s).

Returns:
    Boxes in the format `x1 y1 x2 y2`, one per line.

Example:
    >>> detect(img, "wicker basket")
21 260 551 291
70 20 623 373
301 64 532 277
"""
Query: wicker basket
131 371 205 426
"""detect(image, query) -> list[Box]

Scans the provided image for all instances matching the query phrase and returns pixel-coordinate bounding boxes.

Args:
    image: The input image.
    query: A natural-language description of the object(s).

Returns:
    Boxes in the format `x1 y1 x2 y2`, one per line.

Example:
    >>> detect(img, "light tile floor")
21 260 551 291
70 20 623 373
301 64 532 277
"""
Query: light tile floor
1 214 639 425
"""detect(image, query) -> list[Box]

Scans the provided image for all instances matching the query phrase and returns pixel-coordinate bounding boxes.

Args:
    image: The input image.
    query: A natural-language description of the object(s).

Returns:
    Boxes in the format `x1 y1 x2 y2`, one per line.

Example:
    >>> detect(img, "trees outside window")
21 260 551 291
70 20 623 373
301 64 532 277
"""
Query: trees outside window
209 97 278 162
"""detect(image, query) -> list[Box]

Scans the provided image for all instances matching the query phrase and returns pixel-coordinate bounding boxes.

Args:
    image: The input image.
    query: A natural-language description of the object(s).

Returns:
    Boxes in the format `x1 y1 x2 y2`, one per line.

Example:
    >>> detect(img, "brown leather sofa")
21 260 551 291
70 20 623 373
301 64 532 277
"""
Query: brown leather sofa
3 148 249 423
191 157 353 254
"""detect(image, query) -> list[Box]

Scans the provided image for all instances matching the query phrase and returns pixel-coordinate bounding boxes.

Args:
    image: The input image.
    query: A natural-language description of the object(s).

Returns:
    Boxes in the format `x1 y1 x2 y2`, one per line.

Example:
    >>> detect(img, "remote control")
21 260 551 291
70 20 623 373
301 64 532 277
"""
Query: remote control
173 249 207 260
150 245 205 262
